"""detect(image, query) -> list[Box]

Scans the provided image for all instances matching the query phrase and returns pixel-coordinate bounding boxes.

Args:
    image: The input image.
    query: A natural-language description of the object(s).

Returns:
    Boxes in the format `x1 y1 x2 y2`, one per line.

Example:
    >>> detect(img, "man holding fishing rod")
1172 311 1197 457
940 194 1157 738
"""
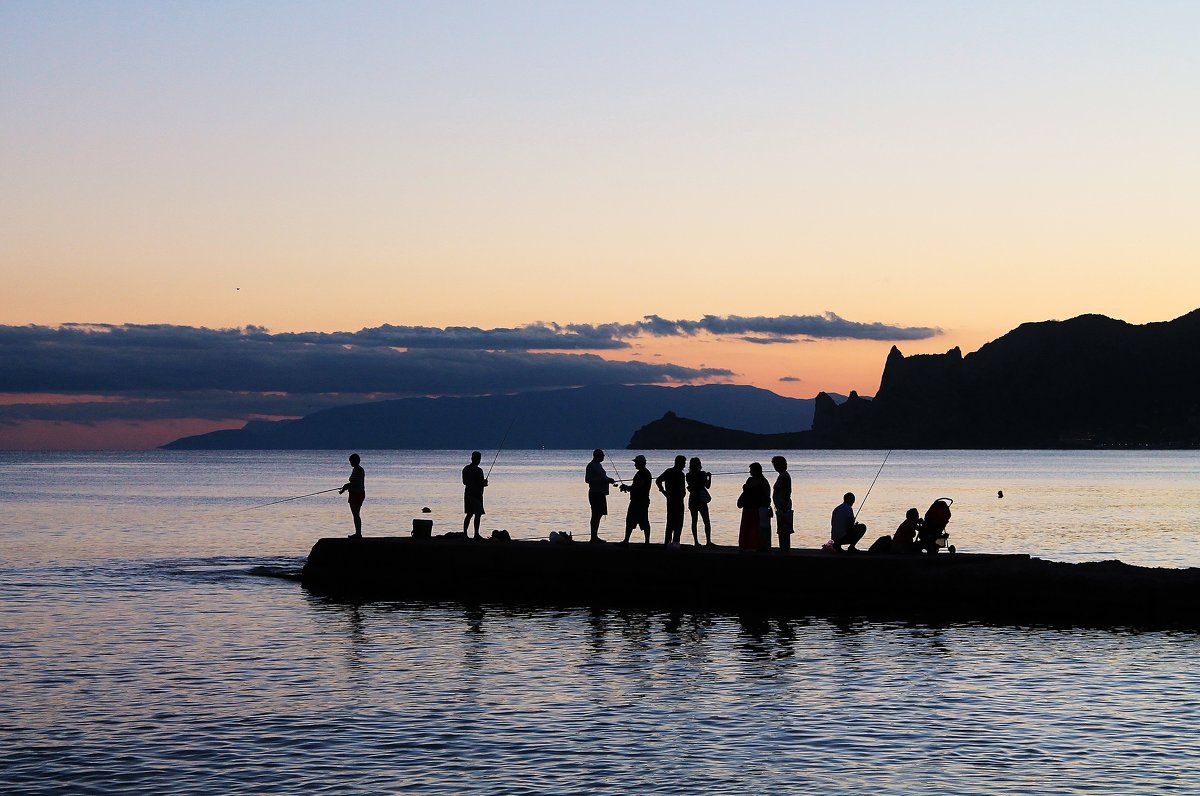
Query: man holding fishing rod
831 493 866 552
585 449 618 543
338 453 366 538
462 450 489 539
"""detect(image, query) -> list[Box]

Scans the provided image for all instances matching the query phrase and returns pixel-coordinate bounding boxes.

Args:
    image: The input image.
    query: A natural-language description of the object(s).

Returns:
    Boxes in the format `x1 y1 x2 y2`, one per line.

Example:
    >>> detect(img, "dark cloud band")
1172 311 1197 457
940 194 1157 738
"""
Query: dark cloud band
0 324 732 421
569 313 940 343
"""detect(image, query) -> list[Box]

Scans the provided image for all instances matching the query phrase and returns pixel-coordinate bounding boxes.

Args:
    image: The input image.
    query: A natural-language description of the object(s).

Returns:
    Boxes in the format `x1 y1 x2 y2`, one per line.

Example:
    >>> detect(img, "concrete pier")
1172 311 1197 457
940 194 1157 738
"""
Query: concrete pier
302 536 1200 630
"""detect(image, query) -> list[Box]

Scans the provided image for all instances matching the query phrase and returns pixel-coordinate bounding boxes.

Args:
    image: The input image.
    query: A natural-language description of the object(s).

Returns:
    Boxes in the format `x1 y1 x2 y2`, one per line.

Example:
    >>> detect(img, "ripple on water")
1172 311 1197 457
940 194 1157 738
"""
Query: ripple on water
3 559 1200 794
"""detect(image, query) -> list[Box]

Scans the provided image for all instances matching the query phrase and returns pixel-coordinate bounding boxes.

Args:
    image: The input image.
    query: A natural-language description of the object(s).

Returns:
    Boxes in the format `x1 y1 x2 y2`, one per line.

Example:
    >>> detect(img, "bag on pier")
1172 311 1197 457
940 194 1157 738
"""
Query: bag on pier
867 535 893 554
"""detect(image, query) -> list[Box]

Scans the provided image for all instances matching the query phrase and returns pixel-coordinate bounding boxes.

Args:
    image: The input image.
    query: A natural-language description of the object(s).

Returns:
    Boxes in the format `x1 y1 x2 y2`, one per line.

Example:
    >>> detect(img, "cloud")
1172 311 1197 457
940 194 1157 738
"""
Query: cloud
779 376 802 383
0 324 731 421
0 391 353 424
276 322 631 350
602 312 941 342
0 311 936 426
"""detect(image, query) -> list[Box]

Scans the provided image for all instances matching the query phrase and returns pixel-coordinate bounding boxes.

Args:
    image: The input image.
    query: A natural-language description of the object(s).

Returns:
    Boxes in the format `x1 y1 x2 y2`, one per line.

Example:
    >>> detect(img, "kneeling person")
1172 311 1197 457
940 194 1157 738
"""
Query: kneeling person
830 492 866 552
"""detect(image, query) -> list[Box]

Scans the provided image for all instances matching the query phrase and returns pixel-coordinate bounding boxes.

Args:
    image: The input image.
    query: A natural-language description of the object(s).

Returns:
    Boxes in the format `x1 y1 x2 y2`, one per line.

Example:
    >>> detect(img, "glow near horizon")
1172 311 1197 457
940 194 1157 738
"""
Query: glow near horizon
2 1 1199 448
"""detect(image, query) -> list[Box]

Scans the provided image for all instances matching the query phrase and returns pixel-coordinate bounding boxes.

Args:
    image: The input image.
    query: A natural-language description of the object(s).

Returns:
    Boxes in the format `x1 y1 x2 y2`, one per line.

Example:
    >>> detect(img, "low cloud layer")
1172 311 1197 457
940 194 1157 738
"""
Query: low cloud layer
0 323 730 423
571 313 940 344
0 312 936 427
2 311 934 356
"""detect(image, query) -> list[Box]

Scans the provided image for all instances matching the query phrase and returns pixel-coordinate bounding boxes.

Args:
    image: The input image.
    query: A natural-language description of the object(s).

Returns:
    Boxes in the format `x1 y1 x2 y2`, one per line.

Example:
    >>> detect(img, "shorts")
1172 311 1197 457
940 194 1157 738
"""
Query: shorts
347 491 365 509
626 500 650 531
464 494 485 516
589 492 607 516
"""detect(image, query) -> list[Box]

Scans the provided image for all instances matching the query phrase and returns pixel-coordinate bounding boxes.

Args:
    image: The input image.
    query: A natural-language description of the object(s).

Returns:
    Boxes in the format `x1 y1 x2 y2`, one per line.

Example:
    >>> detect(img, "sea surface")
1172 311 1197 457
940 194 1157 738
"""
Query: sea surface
2 449 1199 794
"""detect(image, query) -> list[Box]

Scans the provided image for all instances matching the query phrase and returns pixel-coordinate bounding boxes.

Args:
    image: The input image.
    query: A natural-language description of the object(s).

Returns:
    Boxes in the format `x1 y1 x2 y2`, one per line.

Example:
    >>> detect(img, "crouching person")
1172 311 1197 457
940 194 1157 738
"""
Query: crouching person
891 508 922 554
830 492 866 552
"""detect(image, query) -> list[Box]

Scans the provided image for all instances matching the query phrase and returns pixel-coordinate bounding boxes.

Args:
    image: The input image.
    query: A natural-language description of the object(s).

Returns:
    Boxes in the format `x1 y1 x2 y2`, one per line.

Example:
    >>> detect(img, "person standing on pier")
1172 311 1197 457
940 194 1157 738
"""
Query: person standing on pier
585 449 617 543
655 455 688 545
462 450 488 540
771 456 793 550
831 492 867 552
338 453 366 538
737 462 772 551
686 457 713 546
619 454 653 544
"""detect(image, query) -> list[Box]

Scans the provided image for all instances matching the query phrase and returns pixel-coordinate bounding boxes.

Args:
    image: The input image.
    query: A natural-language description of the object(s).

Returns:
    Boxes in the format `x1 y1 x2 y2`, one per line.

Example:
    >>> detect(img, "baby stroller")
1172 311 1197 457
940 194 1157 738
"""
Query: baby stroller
916 498 955 554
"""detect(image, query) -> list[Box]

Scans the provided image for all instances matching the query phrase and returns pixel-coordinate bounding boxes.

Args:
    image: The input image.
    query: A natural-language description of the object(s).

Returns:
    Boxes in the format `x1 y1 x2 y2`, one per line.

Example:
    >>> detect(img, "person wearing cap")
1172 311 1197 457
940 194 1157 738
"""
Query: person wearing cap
655 454 688 545
619 454 653 544
585 449 617 542
461 450 488 539
686 457 713 546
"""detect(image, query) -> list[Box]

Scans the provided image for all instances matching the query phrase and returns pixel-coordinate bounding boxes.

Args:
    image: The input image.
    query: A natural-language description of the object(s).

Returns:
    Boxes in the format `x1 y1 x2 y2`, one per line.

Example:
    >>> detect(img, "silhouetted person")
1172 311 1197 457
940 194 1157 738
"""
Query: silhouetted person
619 454 653 544
338 453 365 538
686 457 713 546
771 456 793 550
892 507 922 553
737 462 772 551
831 492 866 552
462 450 488 539
585 449 616 543
656 455 687 545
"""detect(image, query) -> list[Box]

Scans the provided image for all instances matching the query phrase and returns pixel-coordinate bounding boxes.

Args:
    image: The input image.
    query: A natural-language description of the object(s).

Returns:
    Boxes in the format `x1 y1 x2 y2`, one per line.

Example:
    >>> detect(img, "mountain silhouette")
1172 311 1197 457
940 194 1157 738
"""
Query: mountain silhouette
630 310 1200 449
162 384 830 450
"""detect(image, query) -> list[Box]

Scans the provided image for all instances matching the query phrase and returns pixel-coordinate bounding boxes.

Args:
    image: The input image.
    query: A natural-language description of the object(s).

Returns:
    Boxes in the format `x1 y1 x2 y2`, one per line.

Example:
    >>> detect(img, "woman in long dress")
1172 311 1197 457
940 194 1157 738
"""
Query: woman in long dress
736 462 771 551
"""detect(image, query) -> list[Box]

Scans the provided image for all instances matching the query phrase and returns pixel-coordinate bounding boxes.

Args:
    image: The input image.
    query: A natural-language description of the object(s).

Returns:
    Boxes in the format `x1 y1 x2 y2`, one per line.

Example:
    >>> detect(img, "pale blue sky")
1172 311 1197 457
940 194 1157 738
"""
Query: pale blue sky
2 1 1199 446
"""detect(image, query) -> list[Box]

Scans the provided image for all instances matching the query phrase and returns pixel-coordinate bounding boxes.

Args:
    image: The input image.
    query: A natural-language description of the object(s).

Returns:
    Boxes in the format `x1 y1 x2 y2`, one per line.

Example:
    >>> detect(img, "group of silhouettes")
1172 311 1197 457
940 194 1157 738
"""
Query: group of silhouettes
584 449 799 550
337 451 947 553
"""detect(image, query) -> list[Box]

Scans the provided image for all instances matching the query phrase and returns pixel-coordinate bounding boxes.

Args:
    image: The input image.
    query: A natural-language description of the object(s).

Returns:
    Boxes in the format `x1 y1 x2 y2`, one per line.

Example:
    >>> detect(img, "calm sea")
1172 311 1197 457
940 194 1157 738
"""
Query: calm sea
2 450 1199 794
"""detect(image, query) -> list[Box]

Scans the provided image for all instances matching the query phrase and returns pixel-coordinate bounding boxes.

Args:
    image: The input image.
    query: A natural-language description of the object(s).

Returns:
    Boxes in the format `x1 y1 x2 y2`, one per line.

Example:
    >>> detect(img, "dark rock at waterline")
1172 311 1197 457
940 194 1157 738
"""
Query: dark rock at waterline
632 309 1200 449
301 537 1200 630
816 309 1200 448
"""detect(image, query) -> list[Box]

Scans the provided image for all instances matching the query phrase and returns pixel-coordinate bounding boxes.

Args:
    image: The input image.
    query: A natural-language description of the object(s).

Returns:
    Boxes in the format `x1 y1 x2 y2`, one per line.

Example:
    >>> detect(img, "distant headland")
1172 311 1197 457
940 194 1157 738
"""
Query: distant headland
631 309 1200 449
161 384 836 450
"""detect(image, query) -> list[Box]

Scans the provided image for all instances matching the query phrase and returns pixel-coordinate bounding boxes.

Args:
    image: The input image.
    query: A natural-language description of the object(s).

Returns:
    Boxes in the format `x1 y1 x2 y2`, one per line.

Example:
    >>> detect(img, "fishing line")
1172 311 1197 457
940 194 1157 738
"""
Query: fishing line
486 415 519 479
853 449 893 522
234 487 341 513
606 451 626 484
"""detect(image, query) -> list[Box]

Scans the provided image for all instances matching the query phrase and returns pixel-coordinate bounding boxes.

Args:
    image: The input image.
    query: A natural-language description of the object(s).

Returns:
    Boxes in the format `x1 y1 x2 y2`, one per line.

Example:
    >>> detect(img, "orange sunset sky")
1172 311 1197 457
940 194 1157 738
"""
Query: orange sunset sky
2 2 1198 449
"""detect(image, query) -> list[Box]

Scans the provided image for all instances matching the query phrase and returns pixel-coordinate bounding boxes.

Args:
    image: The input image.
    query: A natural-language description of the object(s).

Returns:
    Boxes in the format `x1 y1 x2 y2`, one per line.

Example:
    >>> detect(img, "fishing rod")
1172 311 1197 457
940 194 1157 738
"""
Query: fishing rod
606 451 626 484
853 449 893 523
234 487 341 513
486 415 519 479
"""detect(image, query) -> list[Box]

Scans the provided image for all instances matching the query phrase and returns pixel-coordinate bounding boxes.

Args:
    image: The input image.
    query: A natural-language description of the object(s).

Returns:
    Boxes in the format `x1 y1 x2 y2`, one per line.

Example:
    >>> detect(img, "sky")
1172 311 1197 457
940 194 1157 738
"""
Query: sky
2 1 1198 449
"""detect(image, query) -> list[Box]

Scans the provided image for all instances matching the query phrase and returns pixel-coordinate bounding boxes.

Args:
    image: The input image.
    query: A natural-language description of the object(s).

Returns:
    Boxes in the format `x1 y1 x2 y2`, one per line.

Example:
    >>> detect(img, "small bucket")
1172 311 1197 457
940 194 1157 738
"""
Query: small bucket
412 518 433 539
